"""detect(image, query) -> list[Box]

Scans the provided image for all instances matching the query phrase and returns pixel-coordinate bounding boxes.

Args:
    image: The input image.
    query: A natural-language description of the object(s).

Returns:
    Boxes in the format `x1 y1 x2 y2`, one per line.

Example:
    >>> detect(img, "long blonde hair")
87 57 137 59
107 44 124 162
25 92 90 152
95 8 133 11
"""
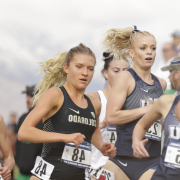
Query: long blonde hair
102 27 155 58
33 43 96 105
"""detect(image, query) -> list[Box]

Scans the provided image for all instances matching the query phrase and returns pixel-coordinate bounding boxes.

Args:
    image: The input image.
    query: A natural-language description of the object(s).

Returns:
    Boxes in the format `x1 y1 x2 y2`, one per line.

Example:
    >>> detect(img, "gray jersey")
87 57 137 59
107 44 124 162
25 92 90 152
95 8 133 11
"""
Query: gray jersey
116 68 163 157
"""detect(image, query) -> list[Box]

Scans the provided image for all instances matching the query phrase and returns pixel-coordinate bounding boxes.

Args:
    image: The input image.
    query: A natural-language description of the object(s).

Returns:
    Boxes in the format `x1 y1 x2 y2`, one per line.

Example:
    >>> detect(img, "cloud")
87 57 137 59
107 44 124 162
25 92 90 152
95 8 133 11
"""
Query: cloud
0 0 180 122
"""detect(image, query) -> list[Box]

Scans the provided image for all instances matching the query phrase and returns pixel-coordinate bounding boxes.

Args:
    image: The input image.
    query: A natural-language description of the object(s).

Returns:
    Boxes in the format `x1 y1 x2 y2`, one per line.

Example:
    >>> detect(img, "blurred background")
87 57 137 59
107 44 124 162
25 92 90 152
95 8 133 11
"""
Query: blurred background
0 0 180 123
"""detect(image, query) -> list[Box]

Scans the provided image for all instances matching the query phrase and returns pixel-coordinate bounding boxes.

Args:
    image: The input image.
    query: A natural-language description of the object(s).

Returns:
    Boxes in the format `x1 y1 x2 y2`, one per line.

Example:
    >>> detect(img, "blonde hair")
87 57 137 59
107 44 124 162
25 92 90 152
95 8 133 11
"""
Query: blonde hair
102 27 155 58
33 43 96 105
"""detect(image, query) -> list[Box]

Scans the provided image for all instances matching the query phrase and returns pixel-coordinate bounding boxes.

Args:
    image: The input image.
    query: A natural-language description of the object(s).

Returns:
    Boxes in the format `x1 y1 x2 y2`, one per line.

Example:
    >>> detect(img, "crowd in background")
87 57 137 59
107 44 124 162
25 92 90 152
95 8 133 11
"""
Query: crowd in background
0 29 180 180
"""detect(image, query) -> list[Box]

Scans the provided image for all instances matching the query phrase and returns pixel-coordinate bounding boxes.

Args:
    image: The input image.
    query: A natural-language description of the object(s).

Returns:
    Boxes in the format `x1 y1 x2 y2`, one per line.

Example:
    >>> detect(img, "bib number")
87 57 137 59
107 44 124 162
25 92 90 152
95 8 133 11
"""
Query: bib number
145 120 162 141
87 167 104 179
104 169 115 180
31 156 54 180
61 141 91 169
106 126 117 144
140 98 162 141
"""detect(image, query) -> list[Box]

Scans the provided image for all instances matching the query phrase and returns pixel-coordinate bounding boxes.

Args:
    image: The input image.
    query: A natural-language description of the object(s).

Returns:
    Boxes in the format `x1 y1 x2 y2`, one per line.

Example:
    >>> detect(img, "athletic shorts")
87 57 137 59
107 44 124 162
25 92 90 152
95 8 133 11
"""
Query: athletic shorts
109 156 159 180
33 156 85 180
151 155 180 180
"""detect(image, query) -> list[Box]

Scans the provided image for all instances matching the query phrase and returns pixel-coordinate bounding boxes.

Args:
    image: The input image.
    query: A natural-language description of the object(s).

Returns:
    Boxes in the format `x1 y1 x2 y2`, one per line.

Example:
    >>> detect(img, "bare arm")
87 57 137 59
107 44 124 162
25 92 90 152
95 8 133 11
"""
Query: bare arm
0 114 15 179
132 95 172 158
106 71 149 126
18 87 85 147
86 92 107 129
89 96 116 158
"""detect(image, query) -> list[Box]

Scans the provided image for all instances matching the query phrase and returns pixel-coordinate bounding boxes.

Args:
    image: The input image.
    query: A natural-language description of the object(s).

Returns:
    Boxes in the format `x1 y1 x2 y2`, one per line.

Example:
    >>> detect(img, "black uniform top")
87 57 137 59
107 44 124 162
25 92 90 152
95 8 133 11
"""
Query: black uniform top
41 86 97 179
116 68 163 157
15 112 43 175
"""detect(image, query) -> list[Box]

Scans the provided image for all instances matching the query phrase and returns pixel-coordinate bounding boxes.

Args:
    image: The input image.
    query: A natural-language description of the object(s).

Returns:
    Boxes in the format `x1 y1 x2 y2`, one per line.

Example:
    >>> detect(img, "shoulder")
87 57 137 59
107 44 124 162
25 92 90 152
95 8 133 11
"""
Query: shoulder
39 87 63 103
0 114 3 123
155 76 167 92
0 114 6 131
86 92 100 100
87 95 101 115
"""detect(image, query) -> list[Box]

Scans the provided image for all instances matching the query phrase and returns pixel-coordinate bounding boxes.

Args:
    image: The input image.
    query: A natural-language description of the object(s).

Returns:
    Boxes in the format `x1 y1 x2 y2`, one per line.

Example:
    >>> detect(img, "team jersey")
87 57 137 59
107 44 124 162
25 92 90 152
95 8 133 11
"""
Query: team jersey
151 95 180 180
33 86 97 180
116 68 163 157
163 95 180 168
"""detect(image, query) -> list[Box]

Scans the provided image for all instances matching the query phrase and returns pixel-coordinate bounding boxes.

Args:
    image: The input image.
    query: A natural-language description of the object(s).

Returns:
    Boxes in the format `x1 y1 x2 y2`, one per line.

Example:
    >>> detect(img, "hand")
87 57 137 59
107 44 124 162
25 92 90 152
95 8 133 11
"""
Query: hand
64 133 86 148
0 166 11 180
132 139 149 159
100 143 116 158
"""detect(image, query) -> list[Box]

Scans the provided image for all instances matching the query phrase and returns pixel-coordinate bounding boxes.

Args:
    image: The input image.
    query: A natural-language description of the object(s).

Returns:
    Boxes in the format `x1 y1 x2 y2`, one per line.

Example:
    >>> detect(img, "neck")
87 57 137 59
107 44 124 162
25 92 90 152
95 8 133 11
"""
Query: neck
132 65 152 83
64 83 85 100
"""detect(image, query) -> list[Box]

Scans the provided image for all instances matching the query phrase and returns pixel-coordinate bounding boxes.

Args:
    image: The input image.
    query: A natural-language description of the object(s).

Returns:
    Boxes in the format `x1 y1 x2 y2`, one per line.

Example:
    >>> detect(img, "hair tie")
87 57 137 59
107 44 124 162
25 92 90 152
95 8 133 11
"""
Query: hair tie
132 25 139 33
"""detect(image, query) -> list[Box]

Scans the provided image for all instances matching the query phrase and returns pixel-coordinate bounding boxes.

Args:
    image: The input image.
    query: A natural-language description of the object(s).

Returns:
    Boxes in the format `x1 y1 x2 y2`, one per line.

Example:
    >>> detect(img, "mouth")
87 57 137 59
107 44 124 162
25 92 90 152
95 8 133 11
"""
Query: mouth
80 78 87 82
145 57 152 61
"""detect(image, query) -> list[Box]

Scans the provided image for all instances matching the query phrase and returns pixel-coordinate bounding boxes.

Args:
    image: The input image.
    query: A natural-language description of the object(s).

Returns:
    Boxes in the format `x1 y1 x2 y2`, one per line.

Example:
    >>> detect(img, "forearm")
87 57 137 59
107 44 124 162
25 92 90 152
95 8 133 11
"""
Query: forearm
107 106 147 126
91 128 103 151
18 126 67 143
4 155 15 171
132 123 146 144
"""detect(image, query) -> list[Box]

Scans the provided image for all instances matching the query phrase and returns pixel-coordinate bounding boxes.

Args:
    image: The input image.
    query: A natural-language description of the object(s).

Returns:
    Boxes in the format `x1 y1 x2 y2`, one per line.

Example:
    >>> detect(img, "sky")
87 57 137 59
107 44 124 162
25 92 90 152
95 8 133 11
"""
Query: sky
0 0 180 123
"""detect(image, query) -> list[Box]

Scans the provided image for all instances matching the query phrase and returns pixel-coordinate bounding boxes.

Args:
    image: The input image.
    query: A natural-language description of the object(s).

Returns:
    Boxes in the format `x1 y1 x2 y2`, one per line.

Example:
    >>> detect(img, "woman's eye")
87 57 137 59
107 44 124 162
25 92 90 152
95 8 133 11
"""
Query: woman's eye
114 69 119 72
140 47 145 50
89 68 94 71
77 65 82 68
152 47 156 51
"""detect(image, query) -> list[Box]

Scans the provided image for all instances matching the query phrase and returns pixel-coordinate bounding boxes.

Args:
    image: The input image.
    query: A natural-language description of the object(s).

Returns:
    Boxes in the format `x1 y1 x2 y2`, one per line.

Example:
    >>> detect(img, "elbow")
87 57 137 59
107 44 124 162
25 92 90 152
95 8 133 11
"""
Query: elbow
18 129 26 142
106 117 115 126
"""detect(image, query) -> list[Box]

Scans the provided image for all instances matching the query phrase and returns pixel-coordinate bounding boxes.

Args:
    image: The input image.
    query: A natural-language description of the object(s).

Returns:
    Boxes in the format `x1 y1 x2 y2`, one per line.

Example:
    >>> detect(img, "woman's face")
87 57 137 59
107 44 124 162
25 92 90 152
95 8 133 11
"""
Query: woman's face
130 35 156 70
64 54 96 90
103 59 129 87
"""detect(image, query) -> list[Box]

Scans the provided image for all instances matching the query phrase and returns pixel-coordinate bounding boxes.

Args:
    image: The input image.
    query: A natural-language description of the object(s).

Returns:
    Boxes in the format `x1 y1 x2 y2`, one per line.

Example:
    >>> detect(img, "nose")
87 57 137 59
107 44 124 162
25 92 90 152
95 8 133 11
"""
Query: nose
82 67 88 76
147 48 152 54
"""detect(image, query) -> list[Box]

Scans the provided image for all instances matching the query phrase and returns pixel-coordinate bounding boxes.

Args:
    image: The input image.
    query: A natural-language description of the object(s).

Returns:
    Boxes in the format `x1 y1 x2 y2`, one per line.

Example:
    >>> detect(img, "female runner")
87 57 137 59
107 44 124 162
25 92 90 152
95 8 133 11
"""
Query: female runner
0 114 15 180
101 26 167 180
86 52 129 180
132 94 180 179
18 43 116 180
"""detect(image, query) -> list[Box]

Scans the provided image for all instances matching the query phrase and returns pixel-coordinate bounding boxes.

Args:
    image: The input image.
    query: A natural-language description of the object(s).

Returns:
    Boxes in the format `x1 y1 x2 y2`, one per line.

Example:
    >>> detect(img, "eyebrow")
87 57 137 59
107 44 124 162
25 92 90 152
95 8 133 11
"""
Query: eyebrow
140 44 156 46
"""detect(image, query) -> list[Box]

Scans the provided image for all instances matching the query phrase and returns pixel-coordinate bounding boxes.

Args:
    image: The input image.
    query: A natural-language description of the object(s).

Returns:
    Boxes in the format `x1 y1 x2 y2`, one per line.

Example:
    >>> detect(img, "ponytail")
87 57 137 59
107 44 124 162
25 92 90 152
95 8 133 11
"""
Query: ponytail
33 51 68 105
102 27 154 58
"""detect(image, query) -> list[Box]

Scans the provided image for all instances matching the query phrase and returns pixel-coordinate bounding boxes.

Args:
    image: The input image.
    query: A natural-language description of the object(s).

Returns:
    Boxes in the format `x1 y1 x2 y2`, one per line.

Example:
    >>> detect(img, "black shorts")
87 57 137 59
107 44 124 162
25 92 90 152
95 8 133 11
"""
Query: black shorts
151 155 180 180
109 156 159 180
33 156 85 180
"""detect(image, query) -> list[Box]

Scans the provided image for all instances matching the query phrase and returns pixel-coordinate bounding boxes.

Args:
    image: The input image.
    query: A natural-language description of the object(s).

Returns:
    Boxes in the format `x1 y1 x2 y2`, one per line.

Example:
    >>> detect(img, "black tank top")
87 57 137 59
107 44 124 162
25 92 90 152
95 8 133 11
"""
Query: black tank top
116 68 163 157
41 86 97 160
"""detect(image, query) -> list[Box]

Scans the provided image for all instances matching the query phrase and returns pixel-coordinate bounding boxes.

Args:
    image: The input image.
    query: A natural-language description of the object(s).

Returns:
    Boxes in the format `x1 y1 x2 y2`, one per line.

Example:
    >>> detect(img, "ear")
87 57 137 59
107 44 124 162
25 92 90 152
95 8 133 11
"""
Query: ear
63 64 69 74
129 49 134 58
102 69 108 80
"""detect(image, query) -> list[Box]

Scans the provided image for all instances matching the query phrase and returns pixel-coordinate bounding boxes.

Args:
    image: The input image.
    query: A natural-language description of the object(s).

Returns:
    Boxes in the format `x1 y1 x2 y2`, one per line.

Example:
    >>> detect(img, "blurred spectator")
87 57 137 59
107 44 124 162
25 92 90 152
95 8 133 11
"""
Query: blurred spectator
7 112 17 133
172 30 180 54
15 85 43 180
154 42 176 93
161 56 180 95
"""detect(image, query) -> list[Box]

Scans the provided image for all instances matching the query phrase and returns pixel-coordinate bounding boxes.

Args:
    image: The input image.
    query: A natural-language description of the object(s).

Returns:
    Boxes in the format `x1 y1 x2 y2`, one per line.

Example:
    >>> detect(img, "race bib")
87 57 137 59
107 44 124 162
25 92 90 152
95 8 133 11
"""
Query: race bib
164 125 180 169
87 167 104 179
106 126 117 144
104 169 115 180
144 120 162 141
140 98 162 141
31 156 54 180
61 141 91 169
